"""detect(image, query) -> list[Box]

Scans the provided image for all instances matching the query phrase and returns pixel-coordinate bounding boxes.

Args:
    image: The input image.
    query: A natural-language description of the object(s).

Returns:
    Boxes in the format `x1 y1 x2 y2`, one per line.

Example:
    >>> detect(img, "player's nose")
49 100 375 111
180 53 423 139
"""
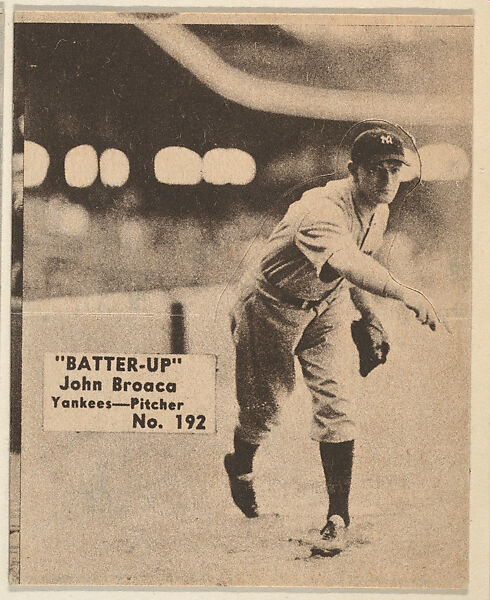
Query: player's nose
381 169 400 188
377 169 390 186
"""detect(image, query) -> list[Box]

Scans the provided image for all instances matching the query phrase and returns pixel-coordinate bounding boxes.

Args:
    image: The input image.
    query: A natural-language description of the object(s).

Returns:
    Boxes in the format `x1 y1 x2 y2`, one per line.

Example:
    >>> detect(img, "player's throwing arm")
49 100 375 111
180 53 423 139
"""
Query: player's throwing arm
326 245 439 330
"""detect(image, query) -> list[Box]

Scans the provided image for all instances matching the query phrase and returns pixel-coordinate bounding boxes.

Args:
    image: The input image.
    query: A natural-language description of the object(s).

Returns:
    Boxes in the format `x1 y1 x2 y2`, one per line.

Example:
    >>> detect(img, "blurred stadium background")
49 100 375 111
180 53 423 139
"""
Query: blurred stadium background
14 22 471 304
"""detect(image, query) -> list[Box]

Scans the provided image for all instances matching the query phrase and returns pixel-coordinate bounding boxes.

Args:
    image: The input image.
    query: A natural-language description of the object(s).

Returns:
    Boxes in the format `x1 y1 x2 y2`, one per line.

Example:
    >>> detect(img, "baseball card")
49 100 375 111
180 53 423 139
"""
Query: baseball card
7 7 482 593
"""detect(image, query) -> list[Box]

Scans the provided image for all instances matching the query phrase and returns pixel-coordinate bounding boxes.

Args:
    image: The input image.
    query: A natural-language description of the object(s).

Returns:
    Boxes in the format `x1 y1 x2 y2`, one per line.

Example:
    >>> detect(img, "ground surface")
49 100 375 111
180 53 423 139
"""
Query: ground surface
14 285 469 588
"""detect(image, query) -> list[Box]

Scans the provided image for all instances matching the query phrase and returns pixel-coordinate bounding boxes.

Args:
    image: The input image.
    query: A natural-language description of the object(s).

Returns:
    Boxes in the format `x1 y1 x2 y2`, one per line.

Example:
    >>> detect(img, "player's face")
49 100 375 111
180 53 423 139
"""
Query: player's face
355 160 403 205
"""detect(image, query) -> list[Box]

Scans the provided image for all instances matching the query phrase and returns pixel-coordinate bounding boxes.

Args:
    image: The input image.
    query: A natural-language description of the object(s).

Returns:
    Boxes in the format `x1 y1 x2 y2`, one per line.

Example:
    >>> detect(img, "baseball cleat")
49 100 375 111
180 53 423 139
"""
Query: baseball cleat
224 453 259 518
316 515 347 553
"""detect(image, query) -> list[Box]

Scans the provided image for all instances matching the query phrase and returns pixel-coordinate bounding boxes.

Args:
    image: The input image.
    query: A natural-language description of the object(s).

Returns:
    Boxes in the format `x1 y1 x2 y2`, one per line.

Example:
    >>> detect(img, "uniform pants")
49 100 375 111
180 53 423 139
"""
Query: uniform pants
231 285 359 445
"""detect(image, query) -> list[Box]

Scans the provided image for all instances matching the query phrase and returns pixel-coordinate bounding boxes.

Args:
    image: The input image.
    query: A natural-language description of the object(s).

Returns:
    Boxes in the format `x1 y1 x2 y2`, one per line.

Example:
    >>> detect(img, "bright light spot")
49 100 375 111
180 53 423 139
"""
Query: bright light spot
47 195 90 237
18 115 25 137
202 148 256 185
202 149 229 185
154 147 202 185
419 144 470 181
100 148 130 187
119 219 146 250
65 145 98 187
24 141 50 187
226 149 256 185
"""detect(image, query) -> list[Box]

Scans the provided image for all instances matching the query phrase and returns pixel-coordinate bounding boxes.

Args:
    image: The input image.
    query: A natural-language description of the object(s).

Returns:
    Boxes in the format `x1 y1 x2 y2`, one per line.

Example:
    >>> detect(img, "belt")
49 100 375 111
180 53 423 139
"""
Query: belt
257 278 329 311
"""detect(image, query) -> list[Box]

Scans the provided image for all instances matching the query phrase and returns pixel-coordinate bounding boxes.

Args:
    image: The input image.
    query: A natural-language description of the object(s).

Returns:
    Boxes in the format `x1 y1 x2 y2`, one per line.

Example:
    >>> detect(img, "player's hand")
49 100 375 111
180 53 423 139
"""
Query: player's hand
400 288 438 331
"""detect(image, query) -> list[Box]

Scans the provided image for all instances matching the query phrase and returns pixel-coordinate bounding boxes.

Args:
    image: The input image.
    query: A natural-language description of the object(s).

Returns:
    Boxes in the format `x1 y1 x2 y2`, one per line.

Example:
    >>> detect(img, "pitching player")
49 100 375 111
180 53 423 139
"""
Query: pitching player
224 127 438 552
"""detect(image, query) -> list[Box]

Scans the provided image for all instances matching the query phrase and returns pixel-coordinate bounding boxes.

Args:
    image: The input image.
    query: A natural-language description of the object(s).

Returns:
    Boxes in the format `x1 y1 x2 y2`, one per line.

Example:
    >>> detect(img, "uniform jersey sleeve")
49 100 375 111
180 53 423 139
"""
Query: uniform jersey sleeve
294 193 354 276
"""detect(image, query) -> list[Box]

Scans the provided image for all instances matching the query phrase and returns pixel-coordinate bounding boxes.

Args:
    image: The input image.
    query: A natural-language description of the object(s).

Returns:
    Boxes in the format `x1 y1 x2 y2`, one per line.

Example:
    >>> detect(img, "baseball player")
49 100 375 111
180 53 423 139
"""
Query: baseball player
224 127 438 552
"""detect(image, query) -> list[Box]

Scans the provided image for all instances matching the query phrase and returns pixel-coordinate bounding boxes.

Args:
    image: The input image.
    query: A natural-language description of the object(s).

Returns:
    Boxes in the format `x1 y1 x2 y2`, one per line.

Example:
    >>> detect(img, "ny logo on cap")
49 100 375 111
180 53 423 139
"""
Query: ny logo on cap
380 134 393 145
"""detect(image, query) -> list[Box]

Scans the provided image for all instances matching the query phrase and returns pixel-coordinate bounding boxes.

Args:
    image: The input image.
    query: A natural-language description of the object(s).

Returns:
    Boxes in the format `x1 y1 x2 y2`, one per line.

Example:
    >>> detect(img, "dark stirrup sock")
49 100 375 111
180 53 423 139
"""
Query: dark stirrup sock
319 440 354 527
232 429 259 475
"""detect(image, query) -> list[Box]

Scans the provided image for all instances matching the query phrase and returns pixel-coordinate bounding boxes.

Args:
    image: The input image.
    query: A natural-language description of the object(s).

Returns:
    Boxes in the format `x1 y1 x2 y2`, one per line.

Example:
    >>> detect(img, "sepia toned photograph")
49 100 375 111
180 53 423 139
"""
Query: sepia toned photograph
11 11 472 588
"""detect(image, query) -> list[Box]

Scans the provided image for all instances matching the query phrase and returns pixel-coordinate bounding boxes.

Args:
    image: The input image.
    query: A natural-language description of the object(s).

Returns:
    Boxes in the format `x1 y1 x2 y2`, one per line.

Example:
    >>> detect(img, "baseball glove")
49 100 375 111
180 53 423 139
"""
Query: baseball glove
351 317 390 377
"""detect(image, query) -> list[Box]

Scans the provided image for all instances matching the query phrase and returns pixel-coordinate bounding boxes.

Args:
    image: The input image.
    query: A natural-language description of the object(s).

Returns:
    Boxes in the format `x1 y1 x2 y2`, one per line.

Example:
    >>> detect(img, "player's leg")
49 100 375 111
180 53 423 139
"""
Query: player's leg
319 439 354 527
226 290 311 516
297 296 359 545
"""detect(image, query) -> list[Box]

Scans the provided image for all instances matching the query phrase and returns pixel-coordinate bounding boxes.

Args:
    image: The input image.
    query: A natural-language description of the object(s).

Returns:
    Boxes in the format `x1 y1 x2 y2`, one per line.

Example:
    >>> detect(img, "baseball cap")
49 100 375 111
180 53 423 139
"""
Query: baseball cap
351 128 409 166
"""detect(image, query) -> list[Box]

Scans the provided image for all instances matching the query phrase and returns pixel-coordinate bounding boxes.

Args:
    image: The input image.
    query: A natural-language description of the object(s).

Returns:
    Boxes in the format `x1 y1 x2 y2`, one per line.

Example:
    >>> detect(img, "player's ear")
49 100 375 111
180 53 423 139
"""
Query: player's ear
348 161 358 178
